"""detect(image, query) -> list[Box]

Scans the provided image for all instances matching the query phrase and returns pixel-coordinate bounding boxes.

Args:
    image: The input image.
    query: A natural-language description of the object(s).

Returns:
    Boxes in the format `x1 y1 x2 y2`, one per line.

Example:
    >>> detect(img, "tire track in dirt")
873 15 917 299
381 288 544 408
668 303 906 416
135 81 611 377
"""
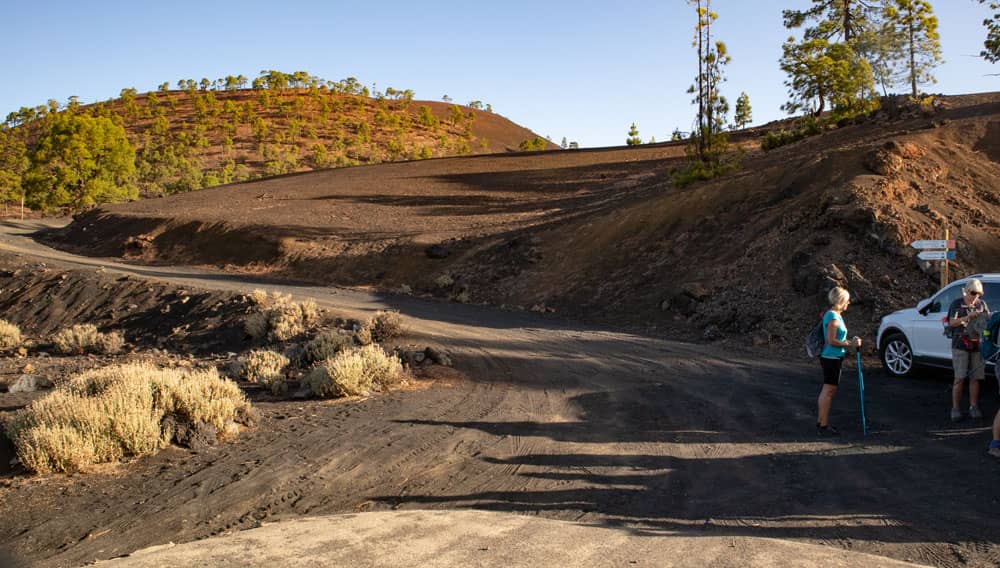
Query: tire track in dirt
0 220 998 568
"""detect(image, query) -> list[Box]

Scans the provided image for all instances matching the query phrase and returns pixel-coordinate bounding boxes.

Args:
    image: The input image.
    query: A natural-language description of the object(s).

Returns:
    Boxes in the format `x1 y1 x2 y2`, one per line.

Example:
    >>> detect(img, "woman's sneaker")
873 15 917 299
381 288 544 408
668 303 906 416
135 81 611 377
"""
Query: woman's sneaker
969 405 983 420
816 424 839 436
950 408 964 422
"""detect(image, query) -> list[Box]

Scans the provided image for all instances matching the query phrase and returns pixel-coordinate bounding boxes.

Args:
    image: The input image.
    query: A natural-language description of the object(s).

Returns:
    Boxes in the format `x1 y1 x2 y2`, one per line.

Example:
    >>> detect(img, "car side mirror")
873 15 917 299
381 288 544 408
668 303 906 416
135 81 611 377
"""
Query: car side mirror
917 299 931 315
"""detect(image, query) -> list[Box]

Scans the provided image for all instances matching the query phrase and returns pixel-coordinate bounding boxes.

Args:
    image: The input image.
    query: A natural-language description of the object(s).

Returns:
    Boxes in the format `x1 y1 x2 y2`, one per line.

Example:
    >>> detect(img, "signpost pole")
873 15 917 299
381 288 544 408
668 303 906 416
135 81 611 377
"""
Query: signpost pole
942 226 949 289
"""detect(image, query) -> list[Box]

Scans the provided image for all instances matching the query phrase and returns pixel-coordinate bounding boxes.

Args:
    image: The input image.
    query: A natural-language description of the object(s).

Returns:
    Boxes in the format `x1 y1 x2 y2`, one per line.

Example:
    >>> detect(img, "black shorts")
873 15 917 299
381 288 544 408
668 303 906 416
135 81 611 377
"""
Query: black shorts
820 356 844 386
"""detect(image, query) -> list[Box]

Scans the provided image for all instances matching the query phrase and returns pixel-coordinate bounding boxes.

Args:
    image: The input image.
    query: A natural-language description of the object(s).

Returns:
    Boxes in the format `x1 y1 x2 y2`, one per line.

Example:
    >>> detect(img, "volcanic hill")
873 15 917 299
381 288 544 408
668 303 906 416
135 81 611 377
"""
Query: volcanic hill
48 92 1000 350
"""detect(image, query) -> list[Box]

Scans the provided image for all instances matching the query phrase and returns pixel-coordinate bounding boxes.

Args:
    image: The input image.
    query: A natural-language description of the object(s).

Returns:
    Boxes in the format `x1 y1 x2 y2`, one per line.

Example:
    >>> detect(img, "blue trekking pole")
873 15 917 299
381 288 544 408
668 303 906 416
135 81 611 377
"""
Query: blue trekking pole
856 350 868 436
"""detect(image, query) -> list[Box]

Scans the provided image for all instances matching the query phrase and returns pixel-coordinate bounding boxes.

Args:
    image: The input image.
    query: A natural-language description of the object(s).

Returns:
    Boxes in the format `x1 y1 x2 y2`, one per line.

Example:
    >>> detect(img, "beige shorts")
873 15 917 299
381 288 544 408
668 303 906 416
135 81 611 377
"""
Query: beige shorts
952 349 985 381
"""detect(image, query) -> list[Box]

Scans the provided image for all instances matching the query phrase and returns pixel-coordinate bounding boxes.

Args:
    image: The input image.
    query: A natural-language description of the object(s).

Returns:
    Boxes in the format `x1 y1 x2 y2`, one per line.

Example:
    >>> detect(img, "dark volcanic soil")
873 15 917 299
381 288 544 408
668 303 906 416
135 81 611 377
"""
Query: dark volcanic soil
0 233 998 568
45 93 1000 356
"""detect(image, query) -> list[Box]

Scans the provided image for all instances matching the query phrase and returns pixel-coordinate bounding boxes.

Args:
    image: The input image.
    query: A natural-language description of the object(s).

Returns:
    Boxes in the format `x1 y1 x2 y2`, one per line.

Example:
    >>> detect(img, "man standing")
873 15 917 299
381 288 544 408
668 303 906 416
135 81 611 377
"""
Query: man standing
948 279 989 422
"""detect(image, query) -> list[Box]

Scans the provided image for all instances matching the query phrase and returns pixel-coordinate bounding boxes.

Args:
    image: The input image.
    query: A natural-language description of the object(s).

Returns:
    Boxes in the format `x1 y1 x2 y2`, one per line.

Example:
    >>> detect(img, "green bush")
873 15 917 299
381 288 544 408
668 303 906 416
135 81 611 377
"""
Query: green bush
761 118 823 151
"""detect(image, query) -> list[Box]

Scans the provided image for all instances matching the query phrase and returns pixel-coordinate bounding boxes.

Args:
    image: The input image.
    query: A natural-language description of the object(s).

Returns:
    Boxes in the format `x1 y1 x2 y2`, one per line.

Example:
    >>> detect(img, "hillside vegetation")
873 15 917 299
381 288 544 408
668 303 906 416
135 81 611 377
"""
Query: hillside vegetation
0 70 555 211
48 92 1000 350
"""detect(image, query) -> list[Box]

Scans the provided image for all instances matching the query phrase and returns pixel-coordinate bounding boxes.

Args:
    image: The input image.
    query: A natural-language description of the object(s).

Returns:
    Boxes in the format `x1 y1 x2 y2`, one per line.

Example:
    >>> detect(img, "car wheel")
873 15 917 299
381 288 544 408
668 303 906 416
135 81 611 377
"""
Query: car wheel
880 332 914 377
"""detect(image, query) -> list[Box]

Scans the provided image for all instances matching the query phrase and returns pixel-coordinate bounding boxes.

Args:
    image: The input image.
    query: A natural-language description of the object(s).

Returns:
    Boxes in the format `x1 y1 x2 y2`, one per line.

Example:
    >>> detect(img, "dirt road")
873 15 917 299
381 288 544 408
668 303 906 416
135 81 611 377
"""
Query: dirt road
0 220 998 568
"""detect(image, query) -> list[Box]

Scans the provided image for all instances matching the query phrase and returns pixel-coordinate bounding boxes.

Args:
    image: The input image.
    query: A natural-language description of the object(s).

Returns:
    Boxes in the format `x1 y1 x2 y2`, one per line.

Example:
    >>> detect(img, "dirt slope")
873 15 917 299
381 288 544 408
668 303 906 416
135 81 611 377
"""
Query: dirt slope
0 232 998 567
46 93 1000 349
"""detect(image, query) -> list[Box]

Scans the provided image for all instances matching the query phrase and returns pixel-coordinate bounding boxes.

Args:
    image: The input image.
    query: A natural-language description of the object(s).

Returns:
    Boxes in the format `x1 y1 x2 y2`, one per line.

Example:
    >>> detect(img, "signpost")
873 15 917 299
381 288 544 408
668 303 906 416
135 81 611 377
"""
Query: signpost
911 228 956 289
916 250 956 261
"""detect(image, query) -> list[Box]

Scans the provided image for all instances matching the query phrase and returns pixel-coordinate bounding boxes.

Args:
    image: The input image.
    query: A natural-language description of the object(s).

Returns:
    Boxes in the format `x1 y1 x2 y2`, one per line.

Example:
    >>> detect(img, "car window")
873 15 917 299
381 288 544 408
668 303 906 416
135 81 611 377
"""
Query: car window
983 282 1000 313
926 283 964 314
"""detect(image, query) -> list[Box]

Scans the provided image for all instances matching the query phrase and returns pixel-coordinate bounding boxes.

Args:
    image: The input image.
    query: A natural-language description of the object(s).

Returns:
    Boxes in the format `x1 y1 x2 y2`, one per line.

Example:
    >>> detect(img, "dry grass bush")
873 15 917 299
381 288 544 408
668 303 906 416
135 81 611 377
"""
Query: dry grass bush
236 350 289 395
306 344 403 398
0 319 22 350
51 324 126 355
354 326 373 346
96 331 125 354
303 330 354 363
244 290 320 342
361 310 403 344
51 324 100 354
5 363 250 474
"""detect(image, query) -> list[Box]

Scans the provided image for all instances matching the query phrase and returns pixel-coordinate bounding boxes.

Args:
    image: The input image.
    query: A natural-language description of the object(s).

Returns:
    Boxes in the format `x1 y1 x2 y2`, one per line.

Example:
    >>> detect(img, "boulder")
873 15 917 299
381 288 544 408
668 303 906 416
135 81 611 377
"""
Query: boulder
8 374 53 393
424 347 453 367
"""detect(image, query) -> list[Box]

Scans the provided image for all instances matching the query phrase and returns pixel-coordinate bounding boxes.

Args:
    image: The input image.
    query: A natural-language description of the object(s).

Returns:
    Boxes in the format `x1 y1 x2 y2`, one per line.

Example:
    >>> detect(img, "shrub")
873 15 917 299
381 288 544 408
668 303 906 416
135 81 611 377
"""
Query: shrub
761 118 822 151
96 331 125 355
434 274 454 288
0 319 22 350
51 324 126 355
235 350 289 394
354 326 373 346
5 363 250 473
306 345 403 398
303 330 354 363
361 310 403 344
244 291 320 342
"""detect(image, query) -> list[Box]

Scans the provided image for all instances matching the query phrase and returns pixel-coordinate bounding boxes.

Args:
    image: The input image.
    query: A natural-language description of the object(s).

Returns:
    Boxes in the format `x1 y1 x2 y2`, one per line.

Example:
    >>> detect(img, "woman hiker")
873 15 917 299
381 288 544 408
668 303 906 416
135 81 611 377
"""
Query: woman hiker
817 286 862 436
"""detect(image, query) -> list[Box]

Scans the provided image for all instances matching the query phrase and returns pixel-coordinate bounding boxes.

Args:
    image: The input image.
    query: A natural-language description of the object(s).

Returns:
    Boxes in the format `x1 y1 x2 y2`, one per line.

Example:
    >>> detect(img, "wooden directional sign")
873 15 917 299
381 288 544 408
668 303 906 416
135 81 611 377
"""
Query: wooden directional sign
917 250 957 261
910 239 956 250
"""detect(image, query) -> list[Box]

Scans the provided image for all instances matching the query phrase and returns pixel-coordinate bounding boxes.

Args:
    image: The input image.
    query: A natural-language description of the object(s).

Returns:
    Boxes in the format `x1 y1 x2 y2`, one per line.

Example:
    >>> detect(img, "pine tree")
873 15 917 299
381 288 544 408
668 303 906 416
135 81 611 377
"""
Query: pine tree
884 0 942 96
781 0 880 117
734 92 752 129
626 123 642 146
685 0 732 167
780 38 877 118
23 113 137 211
979 1 1000 62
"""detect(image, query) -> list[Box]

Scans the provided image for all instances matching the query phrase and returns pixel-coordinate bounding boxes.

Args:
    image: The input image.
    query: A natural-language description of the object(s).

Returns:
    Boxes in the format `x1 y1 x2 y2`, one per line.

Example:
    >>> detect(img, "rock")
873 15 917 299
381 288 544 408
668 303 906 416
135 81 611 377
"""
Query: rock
21 363 34 374
234 406 261 428
165 417 218 450
424 347 453 367
681 283 710 302
15 347 27 357
8 374 54 393
425 244 450 259
702 325 722 341
864 148 904 176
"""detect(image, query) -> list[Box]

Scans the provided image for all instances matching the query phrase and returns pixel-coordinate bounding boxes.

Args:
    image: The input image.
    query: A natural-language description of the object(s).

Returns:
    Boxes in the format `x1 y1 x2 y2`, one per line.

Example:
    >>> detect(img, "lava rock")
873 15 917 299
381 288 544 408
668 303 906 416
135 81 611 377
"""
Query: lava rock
425 244 450 259
8 375 53 393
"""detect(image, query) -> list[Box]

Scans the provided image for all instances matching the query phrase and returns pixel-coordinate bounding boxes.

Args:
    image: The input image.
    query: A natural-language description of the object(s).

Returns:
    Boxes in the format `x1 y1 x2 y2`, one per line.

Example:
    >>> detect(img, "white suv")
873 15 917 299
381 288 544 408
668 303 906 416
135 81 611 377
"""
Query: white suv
877 274 1000 377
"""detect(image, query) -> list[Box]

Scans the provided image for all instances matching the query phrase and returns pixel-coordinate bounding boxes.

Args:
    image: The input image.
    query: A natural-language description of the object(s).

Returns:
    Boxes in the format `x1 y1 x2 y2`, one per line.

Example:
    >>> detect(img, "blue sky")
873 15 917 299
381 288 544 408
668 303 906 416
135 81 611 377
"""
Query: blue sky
1 1 996 147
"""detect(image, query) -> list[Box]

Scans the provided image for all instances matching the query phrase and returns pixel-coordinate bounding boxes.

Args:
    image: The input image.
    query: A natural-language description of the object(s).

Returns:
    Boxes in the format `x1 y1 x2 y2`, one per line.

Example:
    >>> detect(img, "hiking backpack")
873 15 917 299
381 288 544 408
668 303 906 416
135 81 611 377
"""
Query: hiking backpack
806 320 825 358
982 312 1000 361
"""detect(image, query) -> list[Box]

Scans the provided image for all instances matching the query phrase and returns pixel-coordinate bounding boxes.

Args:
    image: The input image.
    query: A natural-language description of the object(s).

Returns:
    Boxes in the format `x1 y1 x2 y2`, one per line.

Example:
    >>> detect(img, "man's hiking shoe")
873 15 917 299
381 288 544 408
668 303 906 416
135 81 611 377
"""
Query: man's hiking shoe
969 406 983 420
816 425 839 436
989 446 1000 459
950 408 964 422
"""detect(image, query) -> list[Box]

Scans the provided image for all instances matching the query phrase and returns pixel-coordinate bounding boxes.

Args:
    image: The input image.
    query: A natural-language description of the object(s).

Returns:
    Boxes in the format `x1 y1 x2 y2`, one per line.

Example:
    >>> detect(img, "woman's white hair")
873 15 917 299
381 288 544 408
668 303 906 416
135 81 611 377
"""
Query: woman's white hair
828 286 850 310
964 278 984 295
